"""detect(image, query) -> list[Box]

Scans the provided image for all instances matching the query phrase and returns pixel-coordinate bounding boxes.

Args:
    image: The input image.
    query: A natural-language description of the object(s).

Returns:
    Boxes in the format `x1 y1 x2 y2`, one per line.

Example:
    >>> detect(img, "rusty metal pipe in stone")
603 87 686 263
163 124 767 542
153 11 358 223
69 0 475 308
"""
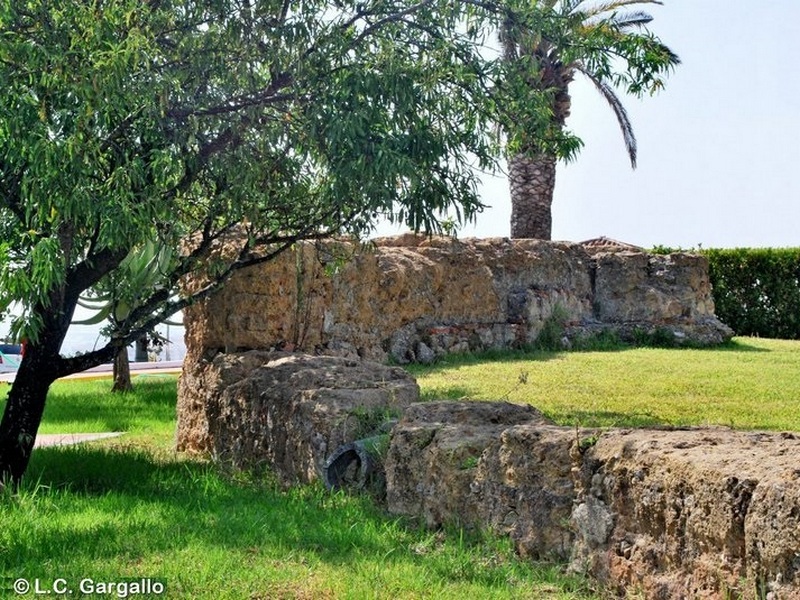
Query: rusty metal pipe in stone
323 433 392 492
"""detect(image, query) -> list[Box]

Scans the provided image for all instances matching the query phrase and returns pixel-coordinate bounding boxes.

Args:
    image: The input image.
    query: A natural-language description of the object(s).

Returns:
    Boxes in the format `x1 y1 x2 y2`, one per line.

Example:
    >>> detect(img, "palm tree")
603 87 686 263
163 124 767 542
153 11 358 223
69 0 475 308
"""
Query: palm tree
501 0 680 239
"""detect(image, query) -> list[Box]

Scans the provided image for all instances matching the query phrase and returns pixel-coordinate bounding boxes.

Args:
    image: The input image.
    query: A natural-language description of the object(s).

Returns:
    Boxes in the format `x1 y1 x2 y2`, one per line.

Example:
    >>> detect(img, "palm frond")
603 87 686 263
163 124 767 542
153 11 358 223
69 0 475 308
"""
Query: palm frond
583 10 654 33
576 64 637 168
581 0 663 19
562 0 586 14
656 41 681 68
608 10 655 29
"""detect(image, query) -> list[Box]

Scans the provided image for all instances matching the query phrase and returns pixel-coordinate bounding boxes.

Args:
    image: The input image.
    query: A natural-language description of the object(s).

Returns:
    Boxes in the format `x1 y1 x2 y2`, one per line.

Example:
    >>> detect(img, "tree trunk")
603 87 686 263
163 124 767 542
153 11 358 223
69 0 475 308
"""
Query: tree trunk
112 346 133 393
0 242 131 488
0 348 59 489
508 153 557 240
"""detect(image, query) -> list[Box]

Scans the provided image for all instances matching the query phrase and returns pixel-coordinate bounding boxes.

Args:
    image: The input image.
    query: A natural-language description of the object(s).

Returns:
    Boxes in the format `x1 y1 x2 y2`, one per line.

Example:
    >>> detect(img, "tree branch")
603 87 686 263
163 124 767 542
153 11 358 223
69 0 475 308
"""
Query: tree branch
98 108 145 154
165 71 294 120
64 247 130 316
349 0 436 48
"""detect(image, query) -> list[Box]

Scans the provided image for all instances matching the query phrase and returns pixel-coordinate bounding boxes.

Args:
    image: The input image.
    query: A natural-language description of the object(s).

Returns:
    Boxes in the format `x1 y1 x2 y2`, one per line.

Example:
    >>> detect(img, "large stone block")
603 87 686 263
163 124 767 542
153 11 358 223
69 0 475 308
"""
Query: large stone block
385 401 576 560
385 402 800 599
572 429 800 599
592 251 716 323
176 351 418 484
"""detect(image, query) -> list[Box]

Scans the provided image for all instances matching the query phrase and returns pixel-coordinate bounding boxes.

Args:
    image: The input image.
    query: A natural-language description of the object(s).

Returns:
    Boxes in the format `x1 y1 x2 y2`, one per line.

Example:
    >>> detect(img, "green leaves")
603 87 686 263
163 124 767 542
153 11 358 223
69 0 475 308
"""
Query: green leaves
77 237 179 332
0 0 524 351
705 248 800 340
498 0 679 163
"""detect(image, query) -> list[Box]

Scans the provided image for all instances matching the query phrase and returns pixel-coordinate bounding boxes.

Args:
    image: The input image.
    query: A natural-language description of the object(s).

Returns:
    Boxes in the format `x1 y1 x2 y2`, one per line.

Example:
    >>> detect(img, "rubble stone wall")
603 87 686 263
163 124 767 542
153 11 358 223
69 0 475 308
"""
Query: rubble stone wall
385 402 800 600
175 237 796 599
177 358 800 599
183 235 733 366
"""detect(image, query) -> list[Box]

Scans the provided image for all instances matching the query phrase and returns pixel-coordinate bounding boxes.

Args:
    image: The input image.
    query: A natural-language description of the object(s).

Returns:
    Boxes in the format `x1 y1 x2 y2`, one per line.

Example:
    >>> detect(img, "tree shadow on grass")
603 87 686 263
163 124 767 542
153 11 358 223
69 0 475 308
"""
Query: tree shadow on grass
697 338 771 352
5 444 596 599
567 337 772 354
405 338 772 383
7 445 405 568
405 348 563 378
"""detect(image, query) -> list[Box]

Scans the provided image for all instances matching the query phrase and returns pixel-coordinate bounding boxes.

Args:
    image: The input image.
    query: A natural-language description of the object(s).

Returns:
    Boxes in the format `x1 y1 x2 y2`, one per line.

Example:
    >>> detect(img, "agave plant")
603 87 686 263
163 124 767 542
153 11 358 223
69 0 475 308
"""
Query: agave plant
501 0 680 239
74 238 181 391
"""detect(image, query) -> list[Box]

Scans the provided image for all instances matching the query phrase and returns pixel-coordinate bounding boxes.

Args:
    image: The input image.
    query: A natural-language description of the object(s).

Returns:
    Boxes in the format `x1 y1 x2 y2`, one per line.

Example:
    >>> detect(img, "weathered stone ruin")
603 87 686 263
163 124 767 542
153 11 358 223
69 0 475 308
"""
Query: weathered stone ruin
385 401 576 560
176 351 417 485
386 402 800 600
572 428 800 599
181 235 733 367
174 236 800 599
178 357 800 598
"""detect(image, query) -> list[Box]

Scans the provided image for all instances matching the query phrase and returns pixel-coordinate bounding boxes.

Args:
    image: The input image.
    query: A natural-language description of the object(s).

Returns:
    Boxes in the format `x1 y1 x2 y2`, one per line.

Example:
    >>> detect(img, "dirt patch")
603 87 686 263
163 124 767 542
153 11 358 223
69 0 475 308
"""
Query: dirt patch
34 432 124 448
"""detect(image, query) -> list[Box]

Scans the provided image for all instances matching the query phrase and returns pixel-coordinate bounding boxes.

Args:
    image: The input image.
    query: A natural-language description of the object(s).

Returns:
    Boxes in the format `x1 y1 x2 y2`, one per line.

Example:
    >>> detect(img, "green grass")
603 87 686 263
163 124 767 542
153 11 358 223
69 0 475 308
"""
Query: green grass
0 376 599 600
5 336 794 598
37 375 177 438
407 336 800 431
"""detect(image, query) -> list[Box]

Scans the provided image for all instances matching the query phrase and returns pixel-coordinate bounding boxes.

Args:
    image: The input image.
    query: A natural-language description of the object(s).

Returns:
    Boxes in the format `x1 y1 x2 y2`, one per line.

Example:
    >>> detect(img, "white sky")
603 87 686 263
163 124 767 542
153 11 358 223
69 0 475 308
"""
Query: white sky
377 2 800 249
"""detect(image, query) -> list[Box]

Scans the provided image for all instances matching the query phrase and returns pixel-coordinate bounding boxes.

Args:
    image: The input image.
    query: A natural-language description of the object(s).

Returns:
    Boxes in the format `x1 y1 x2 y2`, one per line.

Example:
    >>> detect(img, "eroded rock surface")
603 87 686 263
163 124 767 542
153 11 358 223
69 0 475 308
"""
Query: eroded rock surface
385 401 578 560
385 402 800 599
573 429 800 599
176 351 417 484
182 236 733 366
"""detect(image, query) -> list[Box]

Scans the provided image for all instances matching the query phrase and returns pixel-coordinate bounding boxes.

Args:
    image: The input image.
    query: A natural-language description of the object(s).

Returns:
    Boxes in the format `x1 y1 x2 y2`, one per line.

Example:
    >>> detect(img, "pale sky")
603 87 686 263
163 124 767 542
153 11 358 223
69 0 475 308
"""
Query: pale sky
377 2 800 249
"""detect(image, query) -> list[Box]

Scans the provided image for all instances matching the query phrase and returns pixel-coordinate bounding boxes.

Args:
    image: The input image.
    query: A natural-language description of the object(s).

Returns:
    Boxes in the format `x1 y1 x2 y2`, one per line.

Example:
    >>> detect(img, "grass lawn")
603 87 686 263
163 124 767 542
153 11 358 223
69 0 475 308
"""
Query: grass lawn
407 336 800 431
3 335 796 599
0 376 597 600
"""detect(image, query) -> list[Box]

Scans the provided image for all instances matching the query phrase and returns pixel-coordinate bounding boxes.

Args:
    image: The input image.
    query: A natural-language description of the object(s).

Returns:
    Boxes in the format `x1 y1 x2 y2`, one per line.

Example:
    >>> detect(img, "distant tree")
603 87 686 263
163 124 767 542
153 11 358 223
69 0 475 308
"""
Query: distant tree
75 239 178 392
500 0 680 239
0 0 544 486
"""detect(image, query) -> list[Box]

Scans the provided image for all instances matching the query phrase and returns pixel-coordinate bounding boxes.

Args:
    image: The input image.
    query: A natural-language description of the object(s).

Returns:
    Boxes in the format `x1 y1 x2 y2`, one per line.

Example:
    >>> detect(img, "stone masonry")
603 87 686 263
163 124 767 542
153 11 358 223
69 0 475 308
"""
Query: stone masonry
182 235 732 366
385 402 800 600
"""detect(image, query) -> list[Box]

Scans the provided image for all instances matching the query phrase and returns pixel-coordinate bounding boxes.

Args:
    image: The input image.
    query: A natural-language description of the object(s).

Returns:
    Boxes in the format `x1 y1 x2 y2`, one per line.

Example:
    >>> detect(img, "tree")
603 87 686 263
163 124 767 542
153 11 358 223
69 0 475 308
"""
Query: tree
74 239 180 392
0 0 544 487
500 0 680 239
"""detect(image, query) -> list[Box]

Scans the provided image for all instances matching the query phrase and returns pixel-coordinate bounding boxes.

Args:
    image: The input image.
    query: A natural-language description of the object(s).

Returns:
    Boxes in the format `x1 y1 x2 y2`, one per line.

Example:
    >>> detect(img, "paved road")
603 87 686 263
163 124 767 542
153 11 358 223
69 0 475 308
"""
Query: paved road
0 361 183 384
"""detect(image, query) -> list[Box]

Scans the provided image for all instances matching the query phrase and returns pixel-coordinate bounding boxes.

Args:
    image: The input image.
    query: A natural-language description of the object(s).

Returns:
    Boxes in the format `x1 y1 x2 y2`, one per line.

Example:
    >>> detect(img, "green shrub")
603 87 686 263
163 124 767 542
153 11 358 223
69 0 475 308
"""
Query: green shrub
703 248 800 339
571 329 624 351
632 326 679 348
533 304 569 351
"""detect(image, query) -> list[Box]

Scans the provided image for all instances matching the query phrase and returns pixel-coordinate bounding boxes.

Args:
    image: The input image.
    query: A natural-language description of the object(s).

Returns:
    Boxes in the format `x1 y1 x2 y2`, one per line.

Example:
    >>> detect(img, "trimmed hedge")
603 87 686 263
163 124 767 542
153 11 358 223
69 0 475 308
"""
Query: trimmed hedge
703 248 800 339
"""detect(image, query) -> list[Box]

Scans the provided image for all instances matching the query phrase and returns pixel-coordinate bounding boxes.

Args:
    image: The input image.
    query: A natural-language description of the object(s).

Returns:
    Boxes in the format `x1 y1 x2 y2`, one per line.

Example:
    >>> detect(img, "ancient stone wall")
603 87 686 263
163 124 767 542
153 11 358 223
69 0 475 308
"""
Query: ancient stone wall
176 237 797 598
176 351 418 484
177 354 800 599
385 402 800 600
182 235 732 366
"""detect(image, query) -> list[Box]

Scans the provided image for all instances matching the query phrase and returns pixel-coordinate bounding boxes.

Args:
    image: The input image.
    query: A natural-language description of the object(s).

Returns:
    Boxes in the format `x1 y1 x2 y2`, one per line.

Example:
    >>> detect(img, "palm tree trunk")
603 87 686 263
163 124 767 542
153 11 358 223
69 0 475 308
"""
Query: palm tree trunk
134 335 149 362
509 153 557 239
112 346 133 393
